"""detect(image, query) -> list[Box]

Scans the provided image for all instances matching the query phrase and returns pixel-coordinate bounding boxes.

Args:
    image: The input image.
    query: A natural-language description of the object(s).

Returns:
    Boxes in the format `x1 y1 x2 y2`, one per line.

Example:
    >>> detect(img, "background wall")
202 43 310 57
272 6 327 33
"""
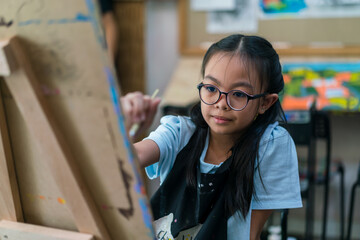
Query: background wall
143 1 360 239
144 0 179 194
145 1 179 98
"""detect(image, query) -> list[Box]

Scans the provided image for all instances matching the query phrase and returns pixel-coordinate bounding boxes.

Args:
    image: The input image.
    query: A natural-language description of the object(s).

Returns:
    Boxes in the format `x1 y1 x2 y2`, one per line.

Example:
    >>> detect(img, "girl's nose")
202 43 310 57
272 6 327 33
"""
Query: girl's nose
215 94 229 110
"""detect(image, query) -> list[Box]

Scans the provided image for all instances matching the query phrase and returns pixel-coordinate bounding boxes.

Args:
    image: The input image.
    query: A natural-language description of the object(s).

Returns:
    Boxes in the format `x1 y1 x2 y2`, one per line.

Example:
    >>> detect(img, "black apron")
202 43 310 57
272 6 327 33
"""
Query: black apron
151 129 232 240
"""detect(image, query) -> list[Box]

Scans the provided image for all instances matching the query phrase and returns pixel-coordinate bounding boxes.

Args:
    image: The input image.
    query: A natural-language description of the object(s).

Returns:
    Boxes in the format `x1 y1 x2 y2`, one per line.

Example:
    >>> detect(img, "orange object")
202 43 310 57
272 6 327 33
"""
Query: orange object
282 95 315 111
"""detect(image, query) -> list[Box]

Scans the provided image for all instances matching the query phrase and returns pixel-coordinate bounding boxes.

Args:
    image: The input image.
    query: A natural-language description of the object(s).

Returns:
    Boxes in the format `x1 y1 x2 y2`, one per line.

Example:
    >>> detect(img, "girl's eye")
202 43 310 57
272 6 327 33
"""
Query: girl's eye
205 86 217 93
232 91 246 98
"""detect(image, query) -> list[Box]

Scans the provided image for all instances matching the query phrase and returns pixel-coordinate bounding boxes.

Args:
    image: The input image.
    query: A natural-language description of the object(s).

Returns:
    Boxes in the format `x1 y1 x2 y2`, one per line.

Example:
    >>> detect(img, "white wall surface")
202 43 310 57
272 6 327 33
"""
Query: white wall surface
144 0 179 195
145 0 179 98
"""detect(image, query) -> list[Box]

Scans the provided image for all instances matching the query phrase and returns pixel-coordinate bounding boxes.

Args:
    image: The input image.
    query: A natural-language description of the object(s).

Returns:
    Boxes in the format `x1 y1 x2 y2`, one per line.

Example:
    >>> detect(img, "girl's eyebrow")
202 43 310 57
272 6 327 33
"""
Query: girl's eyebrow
204 75 220 84
204 74 254 90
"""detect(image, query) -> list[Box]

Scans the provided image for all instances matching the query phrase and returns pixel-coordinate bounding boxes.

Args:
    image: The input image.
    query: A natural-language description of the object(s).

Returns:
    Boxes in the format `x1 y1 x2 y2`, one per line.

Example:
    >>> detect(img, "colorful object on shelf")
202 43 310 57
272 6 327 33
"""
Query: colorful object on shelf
260 0 307 14
281 62 360 112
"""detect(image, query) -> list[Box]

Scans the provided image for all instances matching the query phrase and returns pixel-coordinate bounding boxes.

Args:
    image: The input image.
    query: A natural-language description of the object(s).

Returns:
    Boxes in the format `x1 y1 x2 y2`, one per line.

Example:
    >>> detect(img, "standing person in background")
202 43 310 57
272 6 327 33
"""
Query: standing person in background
99 0 119 63
121 34 302 239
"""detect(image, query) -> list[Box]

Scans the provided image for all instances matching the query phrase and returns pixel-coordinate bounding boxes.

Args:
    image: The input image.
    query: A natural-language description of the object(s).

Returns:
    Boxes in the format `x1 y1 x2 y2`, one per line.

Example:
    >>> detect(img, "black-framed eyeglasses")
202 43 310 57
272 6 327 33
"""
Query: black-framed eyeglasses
197 83 267 111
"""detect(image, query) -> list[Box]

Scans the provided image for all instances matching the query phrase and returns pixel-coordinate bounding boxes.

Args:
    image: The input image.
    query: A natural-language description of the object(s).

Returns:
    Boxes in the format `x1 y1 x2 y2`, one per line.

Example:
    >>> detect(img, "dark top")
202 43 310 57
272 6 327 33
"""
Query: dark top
151 128 231 239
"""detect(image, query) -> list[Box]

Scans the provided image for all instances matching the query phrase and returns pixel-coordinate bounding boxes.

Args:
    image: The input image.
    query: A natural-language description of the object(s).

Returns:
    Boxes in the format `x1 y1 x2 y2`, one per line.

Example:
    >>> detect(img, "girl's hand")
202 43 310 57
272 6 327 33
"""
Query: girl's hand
120 91 161 140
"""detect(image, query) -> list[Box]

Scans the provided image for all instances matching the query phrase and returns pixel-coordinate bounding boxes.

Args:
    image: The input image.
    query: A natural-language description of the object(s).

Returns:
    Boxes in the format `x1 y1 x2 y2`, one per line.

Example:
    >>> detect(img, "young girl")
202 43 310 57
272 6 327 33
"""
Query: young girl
121 34 302 240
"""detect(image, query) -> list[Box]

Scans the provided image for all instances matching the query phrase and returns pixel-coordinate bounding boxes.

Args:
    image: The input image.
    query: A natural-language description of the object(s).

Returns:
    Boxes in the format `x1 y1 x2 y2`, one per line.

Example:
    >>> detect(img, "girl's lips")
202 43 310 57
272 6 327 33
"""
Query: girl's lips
212 115 231 124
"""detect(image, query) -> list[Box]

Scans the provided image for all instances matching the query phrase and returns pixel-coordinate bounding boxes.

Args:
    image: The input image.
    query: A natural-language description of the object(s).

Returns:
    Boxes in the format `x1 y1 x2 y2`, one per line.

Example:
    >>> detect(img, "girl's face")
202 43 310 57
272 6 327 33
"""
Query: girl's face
200 52 271 140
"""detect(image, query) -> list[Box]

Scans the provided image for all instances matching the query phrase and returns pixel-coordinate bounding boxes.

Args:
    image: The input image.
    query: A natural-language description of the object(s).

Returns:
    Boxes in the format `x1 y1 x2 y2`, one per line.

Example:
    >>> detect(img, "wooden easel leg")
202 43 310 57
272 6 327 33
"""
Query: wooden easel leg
0 79 23 222
0 220 95 240
0 37 111 240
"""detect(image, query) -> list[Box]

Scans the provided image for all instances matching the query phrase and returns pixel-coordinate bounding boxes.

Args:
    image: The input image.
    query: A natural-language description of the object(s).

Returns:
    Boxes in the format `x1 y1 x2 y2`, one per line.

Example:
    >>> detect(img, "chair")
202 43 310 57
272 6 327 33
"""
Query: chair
284 109 345 240
281 209 289 240
346 162 360 240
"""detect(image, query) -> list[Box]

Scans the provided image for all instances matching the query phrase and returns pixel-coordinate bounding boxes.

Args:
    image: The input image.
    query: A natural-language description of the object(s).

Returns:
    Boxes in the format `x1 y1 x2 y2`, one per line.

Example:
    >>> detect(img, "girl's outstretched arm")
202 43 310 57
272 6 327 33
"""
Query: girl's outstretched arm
134 139 160 168
250 209 273 240
120 91 161 167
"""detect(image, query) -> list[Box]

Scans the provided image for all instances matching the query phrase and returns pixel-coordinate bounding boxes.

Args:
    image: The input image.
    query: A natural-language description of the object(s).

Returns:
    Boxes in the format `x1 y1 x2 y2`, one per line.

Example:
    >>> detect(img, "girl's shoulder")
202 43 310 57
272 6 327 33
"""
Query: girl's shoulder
259 122 295 159
260 121 291 146
160 115 195 128
158 115 196 139
257 121 295 164
147 115 198 153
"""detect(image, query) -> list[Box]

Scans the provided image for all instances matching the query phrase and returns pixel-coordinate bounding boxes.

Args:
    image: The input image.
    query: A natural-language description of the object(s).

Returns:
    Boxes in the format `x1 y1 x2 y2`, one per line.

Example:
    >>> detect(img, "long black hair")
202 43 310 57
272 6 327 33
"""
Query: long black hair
186 34 286 219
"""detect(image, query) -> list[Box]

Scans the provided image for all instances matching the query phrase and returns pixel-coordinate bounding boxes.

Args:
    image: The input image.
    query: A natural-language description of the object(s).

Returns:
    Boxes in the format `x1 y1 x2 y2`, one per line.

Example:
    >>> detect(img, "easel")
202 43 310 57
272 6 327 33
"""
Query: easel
0 37 106 239
0 1 154 238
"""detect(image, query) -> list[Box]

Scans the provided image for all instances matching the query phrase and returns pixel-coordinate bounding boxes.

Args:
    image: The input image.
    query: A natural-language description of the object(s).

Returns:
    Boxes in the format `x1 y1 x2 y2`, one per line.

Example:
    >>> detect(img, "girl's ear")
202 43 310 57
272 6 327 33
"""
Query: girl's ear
258 93 278 114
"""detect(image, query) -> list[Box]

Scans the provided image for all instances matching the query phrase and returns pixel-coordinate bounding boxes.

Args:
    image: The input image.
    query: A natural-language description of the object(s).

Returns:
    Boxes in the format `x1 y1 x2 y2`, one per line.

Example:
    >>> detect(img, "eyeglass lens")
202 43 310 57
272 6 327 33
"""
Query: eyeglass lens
199 84 248 110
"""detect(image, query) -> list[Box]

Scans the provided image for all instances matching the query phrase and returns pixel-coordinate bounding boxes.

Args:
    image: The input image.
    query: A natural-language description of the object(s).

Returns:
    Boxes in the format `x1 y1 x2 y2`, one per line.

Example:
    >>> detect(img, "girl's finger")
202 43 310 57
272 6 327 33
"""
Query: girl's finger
143 97 161 129
142 95 152 121
128 92 146 122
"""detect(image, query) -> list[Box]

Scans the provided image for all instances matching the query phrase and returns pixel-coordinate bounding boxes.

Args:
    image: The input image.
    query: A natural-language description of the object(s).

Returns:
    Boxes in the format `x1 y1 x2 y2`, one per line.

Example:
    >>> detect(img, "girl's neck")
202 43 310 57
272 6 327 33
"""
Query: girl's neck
204 132 236 165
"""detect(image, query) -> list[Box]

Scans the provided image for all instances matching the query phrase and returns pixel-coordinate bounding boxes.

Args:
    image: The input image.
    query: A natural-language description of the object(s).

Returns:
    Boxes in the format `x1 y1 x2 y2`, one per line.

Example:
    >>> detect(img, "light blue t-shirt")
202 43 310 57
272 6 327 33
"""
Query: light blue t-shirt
145 115 302 240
